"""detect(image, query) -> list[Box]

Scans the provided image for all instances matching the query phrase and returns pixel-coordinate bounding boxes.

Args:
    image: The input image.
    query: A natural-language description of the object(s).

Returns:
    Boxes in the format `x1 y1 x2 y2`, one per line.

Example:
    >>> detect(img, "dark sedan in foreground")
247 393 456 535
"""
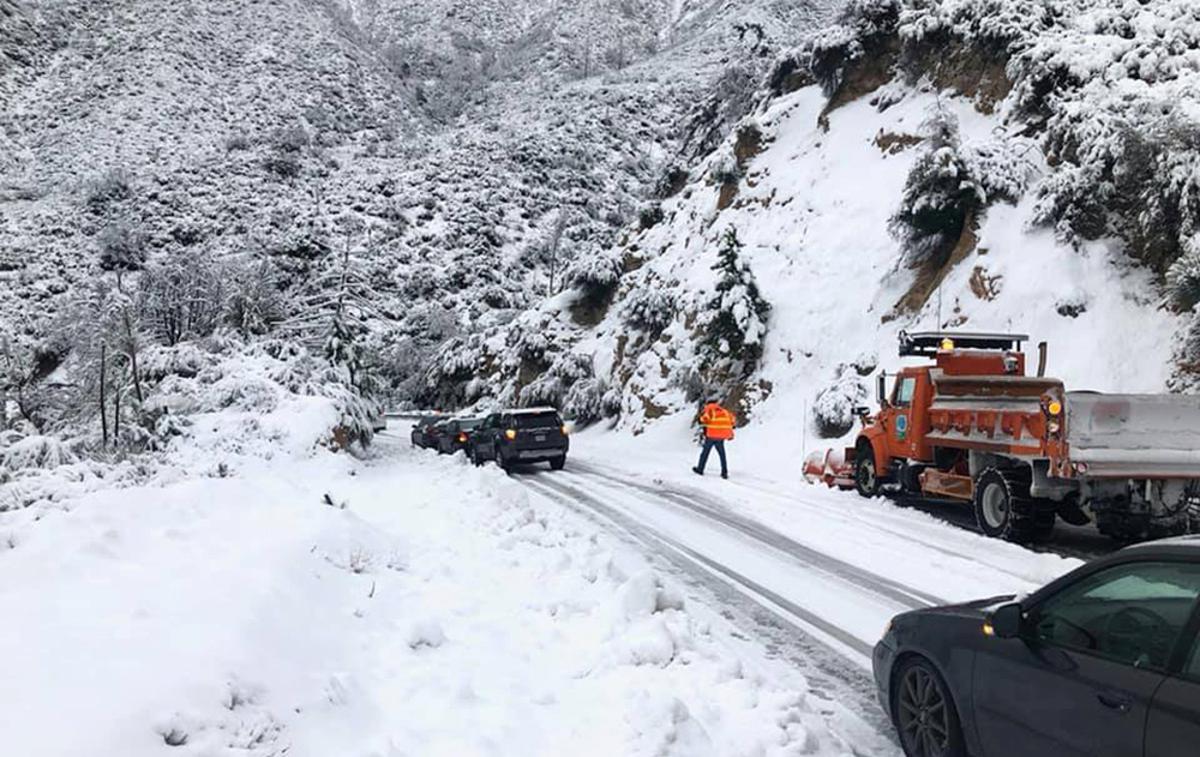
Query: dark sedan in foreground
874 537 1200 757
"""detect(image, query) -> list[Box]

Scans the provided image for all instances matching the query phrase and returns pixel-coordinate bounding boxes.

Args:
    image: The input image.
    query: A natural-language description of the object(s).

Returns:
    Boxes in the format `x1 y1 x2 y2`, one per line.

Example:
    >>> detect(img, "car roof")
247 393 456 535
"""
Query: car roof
1119 535 1200 555
504 407 559 415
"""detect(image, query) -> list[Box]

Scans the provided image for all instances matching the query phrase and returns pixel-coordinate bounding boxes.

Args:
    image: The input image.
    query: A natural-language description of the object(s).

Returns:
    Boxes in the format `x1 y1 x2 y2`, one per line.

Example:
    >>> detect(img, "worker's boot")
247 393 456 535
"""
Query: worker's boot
692 466 703 476
721 472 728 480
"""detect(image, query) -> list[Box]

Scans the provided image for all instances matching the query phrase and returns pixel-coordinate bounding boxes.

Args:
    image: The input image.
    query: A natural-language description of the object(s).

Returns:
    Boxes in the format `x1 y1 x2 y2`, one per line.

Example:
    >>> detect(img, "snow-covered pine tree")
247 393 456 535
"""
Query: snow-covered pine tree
1168 238 1200 311
699 227 770 377
889 107 1032 263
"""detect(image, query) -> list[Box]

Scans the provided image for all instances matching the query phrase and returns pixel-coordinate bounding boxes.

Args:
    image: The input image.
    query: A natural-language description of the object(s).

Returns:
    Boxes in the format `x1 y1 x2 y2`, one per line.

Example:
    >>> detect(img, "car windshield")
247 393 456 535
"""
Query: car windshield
514 412 561 429
459 419 482 430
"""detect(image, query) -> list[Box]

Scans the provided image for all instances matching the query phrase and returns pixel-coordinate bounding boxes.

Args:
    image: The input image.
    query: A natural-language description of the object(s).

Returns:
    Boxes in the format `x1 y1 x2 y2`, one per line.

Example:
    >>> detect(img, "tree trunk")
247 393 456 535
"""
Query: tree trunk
112 387 121 446
99 343 108 447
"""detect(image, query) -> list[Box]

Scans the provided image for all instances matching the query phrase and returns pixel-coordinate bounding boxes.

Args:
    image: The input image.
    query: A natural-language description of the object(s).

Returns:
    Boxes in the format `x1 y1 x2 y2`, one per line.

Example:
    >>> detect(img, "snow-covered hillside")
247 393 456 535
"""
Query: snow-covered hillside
440 0 1199 460
0 0 842 455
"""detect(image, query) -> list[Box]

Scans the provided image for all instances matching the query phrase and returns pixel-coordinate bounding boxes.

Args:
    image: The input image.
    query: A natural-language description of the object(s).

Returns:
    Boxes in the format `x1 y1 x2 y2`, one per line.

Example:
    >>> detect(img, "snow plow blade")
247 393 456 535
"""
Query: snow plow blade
803 449 855 489
1067 393 1200 478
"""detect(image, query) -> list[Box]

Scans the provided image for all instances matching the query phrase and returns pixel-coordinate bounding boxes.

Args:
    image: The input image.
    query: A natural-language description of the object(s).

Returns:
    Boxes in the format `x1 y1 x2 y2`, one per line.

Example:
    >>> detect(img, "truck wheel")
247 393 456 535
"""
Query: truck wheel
855 443 881 498
973 468 1039 542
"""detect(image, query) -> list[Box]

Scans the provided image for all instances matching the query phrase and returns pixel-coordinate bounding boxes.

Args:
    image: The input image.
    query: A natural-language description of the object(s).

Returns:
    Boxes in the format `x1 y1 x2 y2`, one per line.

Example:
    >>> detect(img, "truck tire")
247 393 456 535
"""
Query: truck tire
855 442 881 498
973 467 1045 542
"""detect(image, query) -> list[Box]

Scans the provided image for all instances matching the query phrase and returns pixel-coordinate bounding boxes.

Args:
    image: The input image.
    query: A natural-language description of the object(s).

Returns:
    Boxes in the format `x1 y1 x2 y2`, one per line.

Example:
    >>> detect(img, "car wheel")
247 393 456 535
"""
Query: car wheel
893 658 966 757
549 456 566 471
855 443 880 498
499 453 513 473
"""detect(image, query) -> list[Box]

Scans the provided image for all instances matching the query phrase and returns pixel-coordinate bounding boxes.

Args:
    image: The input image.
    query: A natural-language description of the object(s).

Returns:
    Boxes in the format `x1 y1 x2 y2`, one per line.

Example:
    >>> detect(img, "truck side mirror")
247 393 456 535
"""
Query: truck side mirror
986 602 1024 639
876 373 888 408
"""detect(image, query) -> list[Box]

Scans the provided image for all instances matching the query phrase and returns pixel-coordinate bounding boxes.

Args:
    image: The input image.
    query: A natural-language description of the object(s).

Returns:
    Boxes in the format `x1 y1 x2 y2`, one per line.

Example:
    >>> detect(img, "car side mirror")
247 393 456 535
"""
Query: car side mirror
987 602 1023 640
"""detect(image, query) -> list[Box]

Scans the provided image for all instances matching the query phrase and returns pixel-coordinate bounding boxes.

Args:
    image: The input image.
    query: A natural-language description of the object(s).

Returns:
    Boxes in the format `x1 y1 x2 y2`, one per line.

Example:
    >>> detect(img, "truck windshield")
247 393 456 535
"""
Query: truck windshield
515 413 561 429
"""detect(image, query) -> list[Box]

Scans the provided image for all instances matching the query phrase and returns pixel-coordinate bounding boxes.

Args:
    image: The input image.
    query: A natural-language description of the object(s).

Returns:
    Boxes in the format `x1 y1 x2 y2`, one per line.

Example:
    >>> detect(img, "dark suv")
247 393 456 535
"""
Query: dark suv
410 416 441 448
469 408 569 471
435 417 484 455
875 537 1200 757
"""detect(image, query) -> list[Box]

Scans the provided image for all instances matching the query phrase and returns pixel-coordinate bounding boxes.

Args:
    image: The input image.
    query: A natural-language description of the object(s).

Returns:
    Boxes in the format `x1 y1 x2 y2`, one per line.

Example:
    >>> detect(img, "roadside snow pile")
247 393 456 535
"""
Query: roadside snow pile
0 436 858 756
0 335 374 516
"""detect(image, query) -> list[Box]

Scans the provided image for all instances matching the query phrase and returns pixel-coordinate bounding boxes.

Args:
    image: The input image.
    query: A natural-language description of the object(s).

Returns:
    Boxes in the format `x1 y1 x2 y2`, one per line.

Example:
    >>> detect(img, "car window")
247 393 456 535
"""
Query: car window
894 377 917 407
1186 633 1200 680
1032 561 1200 671
515 412 561 429
461 419 481 430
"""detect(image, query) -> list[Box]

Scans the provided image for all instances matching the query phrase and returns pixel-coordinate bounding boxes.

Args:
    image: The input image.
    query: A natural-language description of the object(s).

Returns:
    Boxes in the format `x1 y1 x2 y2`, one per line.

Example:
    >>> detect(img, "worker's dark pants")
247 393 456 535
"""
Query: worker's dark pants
697 439 728 475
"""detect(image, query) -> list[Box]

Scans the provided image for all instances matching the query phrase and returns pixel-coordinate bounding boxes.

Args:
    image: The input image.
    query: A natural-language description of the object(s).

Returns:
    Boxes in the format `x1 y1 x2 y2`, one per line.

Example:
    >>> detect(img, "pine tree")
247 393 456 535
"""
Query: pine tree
700 227 770 375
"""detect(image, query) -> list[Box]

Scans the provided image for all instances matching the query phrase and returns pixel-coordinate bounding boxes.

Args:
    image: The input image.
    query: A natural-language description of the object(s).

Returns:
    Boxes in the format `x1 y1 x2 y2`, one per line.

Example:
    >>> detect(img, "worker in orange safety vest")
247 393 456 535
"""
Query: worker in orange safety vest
693 398 735 479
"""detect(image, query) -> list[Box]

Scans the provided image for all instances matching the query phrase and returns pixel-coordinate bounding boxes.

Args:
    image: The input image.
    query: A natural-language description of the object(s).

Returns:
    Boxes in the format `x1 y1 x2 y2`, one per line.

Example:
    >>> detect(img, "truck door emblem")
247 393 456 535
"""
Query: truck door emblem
896 414 908 441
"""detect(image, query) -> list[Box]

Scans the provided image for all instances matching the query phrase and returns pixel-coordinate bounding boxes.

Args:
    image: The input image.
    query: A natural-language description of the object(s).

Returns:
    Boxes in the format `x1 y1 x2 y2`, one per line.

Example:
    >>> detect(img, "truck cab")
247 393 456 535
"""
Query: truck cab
855 332 1031 497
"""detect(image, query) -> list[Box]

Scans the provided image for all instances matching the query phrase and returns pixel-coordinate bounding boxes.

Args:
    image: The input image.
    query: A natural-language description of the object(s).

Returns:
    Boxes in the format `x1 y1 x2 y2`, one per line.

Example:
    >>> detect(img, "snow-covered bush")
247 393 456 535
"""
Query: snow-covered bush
138 250 226 346
622 287 676 335
0 435 77 471
563 377 620 425
568 249 623 303
807 0 899 95
85 168 133 213
812 363 872 439
224 258 286 338
898 0 1056 54
96 222 147 277
637 202 664 230
708 148 741 186
698 227 770 377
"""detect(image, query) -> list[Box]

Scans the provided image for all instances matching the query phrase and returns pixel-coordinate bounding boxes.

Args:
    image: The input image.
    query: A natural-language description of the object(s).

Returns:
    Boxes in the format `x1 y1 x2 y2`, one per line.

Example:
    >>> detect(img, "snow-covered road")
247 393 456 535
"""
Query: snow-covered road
504 442 1089 750
0 421 1091 757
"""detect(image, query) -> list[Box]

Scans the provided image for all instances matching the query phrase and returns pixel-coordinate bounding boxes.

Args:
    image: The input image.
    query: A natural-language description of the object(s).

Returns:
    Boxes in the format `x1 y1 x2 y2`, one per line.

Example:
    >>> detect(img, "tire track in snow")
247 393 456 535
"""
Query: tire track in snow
565 463 946 609
517 474 900 752
575 458 1097 583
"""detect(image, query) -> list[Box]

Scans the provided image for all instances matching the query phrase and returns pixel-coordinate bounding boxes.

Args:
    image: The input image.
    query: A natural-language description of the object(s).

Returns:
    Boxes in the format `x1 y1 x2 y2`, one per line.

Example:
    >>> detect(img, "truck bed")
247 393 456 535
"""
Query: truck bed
1066 392 1200 478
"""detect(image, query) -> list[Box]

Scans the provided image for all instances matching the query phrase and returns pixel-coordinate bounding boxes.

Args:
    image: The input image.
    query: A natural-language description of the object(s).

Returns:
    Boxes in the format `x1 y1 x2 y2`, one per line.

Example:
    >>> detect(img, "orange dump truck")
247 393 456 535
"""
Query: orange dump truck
804 331 1200 542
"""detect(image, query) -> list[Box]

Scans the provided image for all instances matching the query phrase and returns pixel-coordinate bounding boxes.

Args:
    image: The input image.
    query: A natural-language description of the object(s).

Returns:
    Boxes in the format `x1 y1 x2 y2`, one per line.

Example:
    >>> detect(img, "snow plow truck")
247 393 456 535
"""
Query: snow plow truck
803 331 1200 543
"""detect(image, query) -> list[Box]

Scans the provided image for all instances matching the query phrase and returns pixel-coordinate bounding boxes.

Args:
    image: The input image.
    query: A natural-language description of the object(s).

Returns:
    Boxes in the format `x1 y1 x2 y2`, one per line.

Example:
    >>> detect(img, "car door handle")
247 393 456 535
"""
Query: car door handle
1097 690 1132 714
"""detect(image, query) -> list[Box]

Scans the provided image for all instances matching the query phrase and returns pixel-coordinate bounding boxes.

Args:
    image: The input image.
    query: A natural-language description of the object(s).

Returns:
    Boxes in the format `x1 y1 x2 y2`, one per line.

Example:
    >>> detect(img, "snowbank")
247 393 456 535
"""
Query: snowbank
0 432 860 756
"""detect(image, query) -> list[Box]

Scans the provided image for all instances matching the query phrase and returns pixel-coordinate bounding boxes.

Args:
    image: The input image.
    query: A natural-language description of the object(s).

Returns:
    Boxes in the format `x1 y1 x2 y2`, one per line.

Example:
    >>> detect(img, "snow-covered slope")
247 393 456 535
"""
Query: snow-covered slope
441 0 1198 461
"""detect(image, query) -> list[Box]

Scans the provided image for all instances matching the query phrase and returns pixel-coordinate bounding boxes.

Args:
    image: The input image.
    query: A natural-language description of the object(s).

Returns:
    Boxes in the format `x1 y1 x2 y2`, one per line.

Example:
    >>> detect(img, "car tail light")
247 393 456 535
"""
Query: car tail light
504 429 517 441
561 425 569 436
457 432 467 443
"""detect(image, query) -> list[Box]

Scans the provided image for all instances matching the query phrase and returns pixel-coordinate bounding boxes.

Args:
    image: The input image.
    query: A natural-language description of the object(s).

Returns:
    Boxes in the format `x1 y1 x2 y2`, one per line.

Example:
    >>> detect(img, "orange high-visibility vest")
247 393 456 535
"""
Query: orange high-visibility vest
699 403 735 440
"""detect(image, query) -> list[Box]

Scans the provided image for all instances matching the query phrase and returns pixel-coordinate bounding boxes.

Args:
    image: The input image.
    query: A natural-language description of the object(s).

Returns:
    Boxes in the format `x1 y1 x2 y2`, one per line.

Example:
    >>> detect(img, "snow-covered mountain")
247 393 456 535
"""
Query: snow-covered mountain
0 0 838 449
